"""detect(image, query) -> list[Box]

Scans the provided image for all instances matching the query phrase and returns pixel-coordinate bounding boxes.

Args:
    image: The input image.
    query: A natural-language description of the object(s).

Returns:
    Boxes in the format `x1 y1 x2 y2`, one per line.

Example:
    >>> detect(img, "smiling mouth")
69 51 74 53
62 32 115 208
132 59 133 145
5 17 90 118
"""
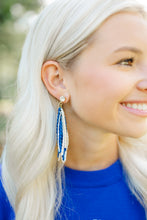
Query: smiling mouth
120 102 147 111
120 102 147 117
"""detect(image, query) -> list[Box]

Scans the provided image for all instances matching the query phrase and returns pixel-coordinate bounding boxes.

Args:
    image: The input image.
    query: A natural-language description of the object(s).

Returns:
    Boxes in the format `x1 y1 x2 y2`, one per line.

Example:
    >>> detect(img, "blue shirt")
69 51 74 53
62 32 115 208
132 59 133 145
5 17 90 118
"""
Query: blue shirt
0 164 15 220
55 159 146 220
0 159 146 220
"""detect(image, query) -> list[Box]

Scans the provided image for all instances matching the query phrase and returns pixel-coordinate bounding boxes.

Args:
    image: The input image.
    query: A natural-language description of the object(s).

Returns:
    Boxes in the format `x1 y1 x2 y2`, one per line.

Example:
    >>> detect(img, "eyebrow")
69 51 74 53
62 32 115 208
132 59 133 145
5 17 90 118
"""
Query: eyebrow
114 47 143 54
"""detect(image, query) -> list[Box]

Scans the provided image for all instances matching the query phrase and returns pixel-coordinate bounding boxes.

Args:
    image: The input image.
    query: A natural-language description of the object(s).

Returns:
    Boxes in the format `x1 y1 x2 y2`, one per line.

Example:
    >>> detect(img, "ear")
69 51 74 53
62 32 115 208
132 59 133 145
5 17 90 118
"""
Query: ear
41 60 70 103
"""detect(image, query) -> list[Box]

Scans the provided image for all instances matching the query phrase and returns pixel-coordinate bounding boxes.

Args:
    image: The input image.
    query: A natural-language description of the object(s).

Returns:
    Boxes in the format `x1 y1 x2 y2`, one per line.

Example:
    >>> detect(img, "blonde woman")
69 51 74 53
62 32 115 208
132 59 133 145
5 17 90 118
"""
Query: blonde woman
0 0 147 219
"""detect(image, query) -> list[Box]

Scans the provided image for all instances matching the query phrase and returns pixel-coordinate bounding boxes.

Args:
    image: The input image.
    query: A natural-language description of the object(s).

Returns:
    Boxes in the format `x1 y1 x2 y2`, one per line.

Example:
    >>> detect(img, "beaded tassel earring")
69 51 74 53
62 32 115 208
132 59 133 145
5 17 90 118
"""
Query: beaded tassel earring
56 95 69 163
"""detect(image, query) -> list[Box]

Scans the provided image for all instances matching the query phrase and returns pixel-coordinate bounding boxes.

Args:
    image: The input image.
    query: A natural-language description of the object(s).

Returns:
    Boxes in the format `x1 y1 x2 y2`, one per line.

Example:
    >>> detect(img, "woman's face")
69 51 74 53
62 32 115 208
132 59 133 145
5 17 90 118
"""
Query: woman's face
64 11 147 138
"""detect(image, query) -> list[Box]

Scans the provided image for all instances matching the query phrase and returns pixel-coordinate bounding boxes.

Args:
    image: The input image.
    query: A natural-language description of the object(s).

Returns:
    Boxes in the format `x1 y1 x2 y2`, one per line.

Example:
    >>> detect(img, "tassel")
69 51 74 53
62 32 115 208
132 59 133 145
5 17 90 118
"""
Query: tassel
56 96 69 163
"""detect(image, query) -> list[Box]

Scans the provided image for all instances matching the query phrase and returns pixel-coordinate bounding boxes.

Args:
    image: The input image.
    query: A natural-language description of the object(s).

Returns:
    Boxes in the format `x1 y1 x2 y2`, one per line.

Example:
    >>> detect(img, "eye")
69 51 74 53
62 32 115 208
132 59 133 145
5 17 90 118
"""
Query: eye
117 57 135 66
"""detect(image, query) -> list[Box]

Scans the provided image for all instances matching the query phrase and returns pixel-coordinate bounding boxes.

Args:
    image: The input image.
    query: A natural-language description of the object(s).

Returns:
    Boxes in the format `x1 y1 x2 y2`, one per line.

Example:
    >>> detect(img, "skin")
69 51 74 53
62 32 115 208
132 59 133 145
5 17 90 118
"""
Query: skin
41 12 147 171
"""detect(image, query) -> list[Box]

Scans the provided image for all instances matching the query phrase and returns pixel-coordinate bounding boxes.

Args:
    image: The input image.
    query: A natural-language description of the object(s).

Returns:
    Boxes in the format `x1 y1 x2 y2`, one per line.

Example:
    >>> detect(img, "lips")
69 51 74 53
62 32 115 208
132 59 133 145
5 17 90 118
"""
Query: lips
121 102 147 111
120 102 147 117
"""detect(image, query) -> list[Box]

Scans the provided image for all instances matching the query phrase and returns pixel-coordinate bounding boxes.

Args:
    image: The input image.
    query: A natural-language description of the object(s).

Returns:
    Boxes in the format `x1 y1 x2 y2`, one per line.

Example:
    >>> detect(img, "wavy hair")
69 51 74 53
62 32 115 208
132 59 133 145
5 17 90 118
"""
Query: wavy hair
1 0 147 219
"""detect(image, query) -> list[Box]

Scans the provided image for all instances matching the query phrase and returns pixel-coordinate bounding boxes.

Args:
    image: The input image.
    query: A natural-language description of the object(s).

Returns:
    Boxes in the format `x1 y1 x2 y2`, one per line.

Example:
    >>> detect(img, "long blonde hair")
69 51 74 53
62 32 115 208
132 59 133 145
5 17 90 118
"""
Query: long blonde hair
1 0 147 219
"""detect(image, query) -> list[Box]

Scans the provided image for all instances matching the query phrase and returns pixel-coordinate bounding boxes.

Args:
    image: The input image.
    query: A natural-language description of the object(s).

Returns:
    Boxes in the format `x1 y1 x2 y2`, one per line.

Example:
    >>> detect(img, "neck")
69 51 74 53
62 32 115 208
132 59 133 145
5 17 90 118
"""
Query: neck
64 105 119 171
65 129 119 171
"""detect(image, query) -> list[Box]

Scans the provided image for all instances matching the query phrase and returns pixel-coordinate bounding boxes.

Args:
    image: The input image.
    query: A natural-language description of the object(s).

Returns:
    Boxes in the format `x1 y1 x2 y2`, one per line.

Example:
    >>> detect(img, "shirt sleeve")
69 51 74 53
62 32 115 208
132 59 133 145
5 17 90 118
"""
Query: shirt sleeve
0 163 15 220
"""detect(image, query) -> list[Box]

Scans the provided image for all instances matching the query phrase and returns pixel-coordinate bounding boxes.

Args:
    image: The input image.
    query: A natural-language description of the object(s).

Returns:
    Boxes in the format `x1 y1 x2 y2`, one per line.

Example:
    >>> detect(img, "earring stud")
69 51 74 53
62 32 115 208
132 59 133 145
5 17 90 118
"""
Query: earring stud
60 96 65 102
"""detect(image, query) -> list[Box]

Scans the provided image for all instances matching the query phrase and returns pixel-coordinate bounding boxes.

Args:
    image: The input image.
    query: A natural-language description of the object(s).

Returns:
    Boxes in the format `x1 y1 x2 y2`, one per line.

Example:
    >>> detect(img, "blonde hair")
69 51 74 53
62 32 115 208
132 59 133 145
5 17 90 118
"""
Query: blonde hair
1 0 147 219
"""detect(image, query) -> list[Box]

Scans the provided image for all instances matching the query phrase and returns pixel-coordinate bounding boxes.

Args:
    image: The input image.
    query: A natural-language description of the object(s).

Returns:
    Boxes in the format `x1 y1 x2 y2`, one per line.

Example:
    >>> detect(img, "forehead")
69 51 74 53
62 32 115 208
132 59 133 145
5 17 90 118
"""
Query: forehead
90 12 147 47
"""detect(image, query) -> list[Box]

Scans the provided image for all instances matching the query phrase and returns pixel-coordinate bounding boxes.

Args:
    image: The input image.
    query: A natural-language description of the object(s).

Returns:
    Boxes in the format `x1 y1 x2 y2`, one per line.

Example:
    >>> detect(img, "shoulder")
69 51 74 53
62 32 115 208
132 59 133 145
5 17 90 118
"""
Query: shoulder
0 163 15 220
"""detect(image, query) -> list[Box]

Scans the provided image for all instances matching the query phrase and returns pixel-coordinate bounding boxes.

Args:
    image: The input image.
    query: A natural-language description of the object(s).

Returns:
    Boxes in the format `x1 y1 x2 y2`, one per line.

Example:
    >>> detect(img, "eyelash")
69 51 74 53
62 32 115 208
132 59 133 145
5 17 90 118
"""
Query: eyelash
117 57 135 67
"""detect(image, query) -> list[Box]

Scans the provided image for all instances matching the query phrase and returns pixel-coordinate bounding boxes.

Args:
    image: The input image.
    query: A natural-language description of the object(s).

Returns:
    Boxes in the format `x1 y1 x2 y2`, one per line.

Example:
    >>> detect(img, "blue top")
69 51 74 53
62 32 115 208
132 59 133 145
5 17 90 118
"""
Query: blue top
55 159 146 220
0 164 15 220
0 159 146 220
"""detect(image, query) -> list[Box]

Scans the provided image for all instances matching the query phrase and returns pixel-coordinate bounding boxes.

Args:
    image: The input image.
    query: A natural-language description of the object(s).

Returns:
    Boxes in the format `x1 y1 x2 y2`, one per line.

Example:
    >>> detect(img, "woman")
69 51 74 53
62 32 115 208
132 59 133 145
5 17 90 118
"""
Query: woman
0 0 147 219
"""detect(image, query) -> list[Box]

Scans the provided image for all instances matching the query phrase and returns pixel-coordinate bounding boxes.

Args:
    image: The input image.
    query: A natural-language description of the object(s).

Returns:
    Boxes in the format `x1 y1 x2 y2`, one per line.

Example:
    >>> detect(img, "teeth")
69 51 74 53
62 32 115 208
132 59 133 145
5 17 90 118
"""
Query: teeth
132 104 138 109
122 103 147 111
143 104 147 110
127 103 131 108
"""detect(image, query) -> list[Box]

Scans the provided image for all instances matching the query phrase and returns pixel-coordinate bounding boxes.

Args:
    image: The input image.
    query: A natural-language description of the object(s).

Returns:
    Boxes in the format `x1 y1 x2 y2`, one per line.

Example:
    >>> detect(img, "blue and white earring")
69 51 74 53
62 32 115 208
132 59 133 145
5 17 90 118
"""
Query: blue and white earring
56 95 69 163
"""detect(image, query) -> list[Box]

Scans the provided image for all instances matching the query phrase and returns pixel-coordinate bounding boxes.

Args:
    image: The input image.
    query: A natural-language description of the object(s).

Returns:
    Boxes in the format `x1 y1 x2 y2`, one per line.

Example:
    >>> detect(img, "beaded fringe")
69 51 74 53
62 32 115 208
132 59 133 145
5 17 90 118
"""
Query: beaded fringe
56 106 69 163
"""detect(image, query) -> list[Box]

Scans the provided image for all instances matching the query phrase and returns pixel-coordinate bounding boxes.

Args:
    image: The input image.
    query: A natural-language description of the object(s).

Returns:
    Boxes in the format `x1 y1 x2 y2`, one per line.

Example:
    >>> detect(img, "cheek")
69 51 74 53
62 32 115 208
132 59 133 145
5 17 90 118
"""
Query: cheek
74 69 124 105
71 68 132 123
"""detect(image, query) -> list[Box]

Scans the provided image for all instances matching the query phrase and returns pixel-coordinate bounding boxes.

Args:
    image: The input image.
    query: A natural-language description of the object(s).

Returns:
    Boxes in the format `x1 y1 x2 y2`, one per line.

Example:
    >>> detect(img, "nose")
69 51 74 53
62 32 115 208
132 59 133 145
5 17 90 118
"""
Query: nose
136 80 147 93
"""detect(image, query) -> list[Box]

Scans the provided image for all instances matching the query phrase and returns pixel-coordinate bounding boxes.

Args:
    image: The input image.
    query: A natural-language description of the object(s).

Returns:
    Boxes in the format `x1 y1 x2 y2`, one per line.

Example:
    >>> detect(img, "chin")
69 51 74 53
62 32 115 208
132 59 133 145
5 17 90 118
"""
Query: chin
124 131 147 139
117 127 147 139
